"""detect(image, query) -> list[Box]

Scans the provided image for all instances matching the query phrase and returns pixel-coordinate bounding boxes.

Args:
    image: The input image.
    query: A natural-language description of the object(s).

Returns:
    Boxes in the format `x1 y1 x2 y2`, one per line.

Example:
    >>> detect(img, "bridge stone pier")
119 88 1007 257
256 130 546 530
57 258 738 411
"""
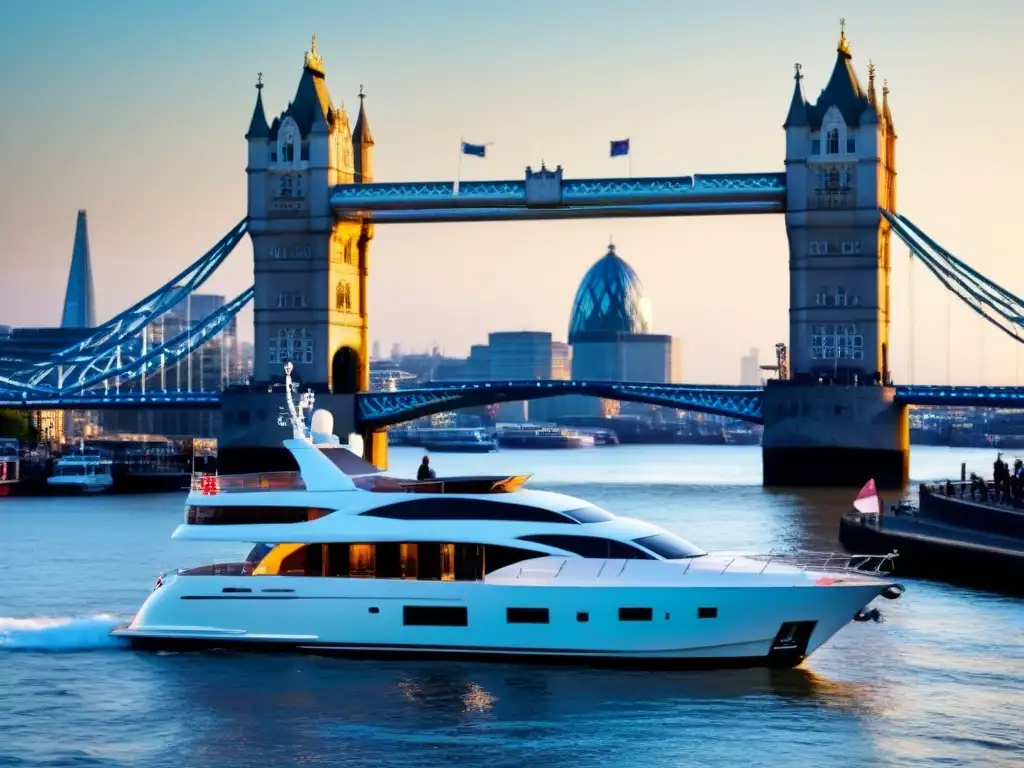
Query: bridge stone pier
766 28 908 488
762 384 908 488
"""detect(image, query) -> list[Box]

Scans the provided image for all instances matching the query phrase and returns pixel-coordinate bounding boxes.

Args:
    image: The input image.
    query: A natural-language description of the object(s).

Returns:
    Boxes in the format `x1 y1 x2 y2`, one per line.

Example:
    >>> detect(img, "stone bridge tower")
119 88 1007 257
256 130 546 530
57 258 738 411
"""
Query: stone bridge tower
245 36 372 392
764 23 907 488
222 37 385 470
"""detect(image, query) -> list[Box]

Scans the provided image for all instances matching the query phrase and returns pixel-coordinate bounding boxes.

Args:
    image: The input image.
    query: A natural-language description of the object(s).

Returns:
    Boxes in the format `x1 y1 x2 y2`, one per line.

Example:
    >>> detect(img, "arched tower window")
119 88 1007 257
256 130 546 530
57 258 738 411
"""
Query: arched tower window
277 118 300 167
826 128 840 155
335 281 352 311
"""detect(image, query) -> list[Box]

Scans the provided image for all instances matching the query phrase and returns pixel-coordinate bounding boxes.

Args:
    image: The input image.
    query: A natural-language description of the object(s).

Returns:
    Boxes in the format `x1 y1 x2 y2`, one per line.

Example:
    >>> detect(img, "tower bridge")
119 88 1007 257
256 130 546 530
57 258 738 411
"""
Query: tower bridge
3 27 1024 487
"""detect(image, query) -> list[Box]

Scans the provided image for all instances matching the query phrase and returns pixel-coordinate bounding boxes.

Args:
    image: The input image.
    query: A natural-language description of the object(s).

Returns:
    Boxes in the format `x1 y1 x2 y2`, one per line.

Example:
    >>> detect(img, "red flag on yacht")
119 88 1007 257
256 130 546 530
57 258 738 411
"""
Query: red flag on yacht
853 478 880 515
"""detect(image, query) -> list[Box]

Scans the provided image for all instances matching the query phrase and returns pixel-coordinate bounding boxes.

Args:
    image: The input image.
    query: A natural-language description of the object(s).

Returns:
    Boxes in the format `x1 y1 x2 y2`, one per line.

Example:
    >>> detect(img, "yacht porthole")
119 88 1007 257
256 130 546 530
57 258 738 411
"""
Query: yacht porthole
368 606 380 614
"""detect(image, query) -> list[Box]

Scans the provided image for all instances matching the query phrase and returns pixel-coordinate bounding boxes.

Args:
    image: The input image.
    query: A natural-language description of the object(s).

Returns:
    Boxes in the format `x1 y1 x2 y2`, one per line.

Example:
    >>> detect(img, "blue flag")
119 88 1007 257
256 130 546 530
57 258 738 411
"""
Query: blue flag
610 139 630 157
462 141 486 158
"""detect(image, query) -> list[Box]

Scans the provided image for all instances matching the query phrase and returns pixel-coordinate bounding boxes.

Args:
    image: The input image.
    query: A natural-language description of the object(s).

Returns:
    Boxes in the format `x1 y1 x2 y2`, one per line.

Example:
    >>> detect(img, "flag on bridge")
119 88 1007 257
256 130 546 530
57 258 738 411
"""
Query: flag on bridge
610 138 630 157
462 141 487 158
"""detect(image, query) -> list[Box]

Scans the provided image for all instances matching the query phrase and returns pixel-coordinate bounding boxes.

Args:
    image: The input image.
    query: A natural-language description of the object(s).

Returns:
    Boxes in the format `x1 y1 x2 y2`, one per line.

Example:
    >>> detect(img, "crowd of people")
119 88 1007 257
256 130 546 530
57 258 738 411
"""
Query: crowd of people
934 453 1024 507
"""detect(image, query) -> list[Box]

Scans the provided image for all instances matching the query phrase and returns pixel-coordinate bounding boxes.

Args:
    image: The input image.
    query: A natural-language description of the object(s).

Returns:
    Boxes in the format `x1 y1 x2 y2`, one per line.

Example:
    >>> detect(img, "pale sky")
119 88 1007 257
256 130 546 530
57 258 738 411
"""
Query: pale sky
1 0 1023 385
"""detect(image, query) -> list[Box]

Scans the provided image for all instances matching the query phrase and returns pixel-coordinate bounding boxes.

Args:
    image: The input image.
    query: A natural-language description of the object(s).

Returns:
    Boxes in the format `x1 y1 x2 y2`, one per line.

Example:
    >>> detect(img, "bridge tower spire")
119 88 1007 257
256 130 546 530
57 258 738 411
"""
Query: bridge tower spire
233 37 384 471
353 85 374 183
769 21 908 488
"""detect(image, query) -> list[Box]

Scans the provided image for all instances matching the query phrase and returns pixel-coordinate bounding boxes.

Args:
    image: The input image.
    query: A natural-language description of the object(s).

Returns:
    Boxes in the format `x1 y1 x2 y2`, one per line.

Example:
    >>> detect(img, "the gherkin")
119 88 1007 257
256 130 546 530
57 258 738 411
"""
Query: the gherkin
568 243 648 343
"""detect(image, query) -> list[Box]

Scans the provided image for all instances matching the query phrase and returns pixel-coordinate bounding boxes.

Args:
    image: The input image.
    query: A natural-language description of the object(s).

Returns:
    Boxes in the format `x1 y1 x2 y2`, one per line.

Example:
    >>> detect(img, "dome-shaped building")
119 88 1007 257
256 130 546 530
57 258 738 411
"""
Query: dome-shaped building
560 242 680 418
568 244 650 343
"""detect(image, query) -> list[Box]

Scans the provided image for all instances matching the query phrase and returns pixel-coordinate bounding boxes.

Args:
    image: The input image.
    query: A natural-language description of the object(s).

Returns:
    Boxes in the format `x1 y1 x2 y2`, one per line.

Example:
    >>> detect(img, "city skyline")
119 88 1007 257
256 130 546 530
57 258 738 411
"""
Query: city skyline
2 1 1023 385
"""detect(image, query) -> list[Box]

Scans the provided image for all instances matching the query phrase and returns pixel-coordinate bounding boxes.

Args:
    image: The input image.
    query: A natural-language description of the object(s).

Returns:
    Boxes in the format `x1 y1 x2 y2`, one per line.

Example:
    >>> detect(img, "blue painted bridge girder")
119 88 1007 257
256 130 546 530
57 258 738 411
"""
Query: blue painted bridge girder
331 172 786 223
6 383 1023 419
355 380 766 428
0 390 222 410
894 385 1024 409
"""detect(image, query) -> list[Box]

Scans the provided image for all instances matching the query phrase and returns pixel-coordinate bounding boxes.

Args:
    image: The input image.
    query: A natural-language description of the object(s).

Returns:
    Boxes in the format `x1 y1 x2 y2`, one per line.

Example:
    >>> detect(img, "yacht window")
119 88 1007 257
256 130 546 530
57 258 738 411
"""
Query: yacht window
483 544 546 574
361 498 577 524
517 534 654 559
403 606 468 627
349 544 375 578
506 608 549 624
279 544 322 576
260 542 545 580
632 533 707 559
441 543 456 581
186 505 333 525
619 607 653 622
560 504 616 523
244 543 274 565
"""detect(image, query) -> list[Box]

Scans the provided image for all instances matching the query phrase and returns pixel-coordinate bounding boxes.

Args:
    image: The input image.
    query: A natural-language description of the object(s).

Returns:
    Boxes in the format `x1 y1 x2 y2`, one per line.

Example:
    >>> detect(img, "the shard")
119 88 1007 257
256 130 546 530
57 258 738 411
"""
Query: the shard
61 210 96 328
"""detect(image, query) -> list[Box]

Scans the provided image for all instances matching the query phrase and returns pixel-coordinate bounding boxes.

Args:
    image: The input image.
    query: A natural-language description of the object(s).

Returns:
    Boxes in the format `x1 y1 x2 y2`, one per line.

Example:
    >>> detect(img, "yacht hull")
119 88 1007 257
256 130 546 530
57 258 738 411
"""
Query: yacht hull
113 575 887 669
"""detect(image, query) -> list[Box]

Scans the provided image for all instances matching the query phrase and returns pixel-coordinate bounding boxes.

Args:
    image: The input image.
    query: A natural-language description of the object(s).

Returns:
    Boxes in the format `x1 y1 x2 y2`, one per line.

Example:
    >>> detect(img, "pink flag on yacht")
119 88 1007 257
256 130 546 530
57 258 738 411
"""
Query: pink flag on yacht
853 478 881 515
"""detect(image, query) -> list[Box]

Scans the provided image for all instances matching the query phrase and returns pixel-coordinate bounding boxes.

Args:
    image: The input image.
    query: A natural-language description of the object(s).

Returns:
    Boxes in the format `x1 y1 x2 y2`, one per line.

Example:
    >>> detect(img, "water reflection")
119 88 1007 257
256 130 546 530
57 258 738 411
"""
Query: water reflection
120 651 886 766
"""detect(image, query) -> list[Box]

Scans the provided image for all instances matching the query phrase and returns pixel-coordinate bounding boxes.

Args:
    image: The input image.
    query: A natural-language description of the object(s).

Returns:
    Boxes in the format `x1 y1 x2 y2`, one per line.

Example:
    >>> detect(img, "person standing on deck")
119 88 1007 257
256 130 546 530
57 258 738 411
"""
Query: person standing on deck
417 455 436 481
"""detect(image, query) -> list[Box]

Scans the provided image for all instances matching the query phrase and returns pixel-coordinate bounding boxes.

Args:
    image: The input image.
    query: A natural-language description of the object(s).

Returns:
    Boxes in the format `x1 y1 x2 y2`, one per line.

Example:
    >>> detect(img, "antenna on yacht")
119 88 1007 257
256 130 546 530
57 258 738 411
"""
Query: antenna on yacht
277 362 316 441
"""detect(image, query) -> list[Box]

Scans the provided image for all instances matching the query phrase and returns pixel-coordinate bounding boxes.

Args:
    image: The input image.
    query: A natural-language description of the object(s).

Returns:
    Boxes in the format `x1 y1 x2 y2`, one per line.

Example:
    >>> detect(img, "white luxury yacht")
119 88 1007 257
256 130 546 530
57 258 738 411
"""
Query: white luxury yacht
113 365 905 669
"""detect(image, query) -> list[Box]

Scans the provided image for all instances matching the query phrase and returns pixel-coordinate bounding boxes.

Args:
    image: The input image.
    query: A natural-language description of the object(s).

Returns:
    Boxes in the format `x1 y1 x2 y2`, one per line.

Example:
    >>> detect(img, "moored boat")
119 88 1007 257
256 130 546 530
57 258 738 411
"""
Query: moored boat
496 424 594 449
46 447 114 493
0 438 19 496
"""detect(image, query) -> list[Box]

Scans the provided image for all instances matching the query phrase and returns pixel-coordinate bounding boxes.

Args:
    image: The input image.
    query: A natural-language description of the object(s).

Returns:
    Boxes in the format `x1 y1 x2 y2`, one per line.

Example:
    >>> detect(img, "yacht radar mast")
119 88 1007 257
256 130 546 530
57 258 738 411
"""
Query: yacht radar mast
277 362 316 441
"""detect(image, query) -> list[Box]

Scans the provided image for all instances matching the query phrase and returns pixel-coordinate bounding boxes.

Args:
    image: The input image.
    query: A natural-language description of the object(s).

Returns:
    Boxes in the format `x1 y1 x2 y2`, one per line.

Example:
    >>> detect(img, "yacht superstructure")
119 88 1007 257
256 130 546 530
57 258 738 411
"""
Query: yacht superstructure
113 364 904 668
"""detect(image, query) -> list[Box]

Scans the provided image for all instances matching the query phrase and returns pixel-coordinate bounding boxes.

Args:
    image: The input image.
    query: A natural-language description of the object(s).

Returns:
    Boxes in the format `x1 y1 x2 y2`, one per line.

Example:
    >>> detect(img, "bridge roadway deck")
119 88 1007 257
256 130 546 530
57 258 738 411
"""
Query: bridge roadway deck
330 172 787 223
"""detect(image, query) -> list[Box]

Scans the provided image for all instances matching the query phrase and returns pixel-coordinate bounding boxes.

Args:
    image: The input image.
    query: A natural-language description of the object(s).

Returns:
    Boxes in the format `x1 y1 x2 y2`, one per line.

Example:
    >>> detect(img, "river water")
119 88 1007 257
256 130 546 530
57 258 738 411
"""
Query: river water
1 445 1021 768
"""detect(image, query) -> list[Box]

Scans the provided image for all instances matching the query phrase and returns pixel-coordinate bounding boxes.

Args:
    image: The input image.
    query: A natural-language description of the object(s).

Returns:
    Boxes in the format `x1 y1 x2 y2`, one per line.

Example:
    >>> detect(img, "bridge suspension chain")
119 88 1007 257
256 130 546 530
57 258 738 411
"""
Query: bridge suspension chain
946 281 952 386
908 246 916 385
884 211 1024 353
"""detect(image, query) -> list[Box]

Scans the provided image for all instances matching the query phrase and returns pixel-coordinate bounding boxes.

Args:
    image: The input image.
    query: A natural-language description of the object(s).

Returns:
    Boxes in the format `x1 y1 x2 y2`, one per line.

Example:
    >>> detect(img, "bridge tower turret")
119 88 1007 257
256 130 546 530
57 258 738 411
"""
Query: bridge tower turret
225 36 385 471
766 21 908 488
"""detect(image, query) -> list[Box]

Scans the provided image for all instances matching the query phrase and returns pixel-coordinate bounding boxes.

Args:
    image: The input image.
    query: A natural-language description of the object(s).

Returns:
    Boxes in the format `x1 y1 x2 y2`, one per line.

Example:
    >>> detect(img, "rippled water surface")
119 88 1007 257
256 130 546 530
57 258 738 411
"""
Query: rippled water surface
1 445 1022 767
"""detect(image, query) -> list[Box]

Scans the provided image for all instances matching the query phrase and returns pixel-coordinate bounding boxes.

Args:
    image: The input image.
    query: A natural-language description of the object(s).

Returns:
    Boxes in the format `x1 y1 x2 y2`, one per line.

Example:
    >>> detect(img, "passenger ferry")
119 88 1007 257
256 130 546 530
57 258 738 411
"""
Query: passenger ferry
47 446 114 493
0 438 19 494
390 427 498 453
113 364 905 668
496 424 595 449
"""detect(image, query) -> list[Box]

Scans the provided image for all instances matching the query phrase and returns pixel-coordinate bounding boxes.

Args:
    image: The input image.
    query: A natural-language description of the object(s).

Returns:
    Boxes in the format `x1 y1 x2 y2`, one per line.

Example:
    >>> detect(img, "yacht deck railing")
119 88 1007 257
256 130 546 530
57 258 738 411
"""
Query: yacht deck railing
514 550 898 579
739 550 898 575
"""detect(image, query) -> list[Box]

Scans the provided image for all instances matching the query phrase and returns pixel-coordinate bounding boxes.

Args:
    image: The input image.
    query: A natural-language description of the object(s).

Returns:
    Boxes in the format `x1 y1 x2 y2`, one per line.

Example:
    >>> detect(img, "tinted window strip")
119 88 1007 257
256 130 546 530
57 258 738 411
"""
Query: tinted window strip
619 607 653 622
506 608 550 624
187 505 332 525
403 606 468 627
362 498 577 524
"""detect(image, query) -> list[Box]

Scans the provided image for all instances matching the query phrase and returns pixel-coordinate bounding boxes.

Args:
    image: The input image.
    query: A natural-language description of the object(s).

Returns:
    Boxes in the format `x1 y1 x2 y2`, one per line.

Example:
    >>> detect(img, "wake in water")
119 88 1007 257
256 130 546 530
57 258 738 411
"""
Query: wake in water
0 614 128 651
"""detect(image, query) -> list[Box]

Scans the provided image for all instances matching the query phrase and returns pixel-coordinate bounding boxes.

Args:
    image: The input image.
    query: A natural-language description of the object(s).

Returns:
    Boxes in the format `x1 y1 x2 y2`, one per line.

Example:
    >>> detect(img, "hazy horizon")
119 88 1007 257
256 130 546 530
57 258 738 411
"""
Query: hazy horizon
2 0 1023 385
